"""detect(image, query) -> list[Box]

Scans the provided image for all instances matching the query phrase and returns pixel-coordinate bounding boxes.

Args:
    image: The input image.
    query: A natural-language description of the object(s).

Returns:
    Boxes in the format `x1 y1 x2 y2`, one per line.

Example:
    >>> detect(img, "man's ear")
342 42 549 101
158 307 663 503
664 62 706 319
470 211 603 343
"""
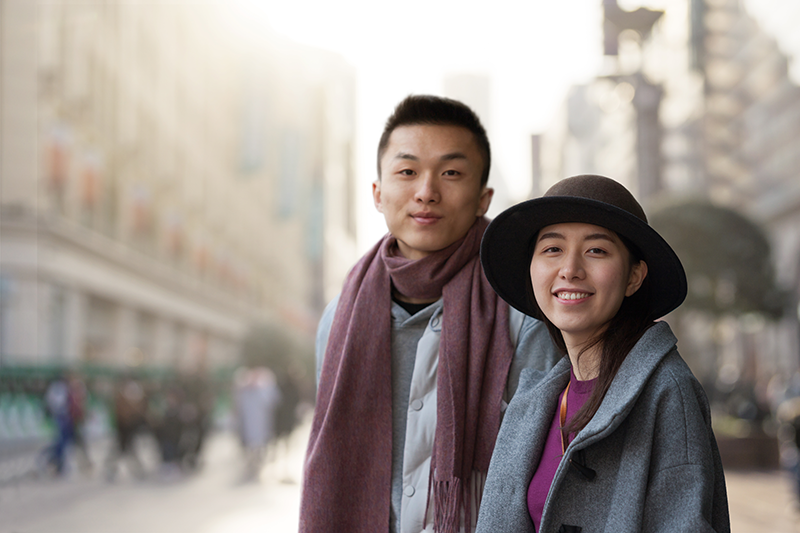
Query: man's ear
476 187 494 217
372 180 383 213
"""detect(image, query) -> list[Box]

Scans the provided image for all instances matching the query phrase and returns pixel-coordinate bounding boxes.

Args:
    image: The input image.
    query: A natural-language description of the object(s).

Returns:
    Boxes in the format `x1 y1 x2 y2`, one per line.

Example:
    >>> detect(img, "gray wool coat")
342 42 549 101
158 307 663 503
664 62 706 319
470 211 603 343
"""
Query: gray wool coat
475 321 730 533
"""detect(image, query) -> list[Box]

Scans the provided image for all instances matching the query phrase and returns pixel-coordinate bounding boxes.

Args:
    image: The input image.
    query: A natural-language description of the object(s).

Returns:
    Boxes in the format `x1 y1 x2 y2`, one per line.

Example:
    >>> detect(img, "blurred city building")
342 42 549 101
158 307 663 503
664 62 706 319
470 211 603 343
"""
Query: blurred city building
532 0 800 460
443 73 515 218
533 0 666 200
0 1 356 372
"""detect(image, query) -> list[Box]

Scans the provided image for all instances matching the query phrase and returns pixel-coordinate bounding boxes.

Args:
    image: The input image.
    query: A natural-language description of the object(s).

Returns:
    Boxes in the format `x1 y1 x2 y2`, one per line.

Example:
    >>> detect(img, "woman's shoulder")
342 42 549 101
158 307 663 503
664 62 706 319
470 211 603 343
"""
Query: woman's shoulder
516 358 571 398
621 321 701 396
648 348 703 393
635 347 713 428
499 360 570 429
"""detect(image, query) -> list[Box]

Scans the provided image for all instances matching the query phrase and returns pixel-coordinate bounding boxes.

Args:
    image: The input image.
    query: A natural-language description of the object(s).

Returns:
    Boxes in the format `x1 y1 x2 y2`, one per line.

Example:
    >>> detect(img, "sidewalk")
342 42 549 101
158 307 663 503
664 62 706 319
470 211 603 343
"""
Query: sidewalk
0 423 309 533
726 469 800 533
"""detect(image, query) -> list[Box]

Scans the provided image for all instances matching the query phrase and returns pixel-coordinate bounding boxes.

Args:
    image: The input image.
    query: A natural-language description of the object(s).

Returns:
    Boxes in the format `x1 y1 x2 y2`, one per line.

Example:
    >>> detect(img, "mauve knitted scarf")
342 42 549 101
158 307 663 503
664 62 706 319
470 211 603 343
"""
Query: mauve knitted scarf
299 217 514 533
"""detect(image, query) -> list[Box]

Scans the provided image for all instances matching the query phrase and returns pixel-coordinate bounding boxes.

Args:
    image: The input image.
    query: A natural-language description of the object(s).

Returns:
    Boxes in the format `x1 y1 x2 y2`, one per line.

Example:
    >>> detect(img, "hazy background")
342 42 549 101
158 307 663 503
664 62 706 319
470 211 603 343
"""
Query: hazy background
2 0 800 531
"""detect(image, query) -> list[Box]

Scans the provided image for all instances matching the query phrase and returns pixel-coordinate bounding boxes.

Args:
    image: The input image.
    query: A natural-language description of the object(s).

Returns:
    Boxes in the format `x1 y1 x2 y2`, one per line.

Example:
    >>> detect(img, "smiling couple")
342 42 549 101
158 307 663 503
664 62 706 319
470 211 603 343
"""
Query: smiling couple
299 95 730 533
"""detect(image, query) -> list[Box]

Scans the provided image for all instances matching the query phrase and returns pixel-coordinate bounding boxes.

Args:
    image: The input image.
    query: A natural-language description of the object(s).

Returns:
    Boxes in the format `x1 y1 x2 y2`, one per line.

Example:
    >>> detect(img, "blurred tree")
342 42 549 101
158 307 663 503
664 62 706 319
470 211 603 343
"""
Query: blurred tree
649 199 788 319
240 322 315 388
649 199 791 427
239 321 316 440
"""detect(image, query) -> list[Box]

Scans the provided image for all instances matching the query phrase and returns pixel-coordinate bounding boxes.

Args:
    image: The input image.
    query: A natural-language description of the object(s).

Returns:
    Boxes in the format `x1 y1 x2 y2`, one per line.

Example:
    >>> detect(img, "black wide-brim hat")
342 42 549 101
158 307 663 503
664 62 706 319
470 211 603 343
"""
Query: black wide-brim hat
481 174 687 320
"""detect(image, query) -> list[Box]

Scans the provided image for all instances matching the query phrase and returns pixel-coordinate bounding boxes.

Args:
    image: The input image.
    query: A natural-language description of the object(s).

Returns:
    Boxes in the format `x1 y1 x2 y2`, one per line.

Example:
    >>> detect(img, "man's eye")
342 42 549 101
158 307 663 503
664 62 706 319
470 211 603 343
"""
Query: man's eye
399 169 415 176
443 170 459 176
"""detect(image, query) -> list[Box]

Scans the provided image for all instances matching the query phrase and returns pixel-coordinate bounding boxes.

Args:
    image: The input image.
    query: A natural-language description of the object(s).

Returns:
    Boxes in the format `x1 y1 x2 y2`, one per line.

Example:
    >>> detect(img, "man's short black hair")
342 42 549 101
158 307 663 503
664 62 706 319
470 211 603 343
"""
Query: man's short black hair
377 95 491 187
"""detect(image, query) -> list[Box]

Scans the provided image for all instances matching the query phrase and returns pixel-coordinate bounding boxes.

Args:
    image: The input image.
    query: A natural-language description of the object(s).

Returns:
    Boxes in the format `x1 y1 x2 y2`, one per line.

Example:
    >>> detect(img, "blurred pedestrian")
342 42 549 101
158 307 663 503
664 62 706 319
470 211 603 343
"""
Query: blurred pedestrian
67 373 93 474
43 373 73 475
273 364 302 482
274 366 300 441
777 380 800 508
104 373 148 481
153 380 185 478
178 369 213 470
233 367 281 481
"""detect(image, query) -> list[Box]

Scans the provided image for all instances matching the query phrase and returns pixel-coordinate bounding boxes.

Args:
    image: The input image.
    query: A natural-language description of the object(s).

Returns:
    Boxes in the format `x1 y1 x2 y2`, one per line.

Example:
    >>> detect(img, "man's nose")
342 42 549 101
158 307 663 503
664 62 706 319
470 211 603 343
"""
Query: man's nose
414 173 441 203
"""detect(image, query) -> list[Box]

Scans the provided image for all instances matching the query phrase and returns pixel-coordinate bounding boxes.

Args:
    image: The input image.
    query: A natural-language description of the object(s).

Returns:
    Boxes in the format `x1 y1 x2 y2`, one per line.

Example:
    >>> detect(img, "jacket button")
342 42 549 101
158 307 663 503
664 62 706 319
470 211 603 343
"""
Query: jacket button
404 485 416 497
411 399 423 411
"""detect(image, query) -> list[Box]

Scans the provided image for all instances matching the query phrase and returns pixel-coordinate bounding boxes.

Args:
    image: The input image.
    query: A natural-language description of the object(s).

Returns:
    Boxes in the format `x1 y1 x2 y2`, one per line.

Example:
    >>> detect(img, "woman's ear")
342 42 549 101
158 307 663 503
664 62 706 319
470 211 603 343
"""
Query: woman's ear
625 260 648 297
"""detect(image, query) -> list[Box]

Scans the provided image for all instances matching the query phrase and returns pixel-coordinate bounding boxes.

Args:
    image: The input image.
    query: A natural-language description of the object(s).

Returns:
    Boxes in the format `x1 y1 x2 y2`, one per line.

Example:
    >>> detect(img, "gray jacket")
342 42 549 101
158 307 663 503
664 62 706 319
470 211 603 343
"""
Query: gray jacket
476 321 730 533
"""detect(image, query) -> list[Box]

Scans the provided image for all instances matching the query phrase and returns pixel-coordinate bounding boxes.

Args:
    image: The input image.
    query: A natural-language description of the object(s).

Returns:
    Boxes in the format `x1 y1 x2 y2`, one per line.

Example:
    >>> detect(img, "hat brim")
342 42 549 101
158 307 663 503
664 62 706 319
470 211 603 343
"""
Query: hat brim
480 196 687 320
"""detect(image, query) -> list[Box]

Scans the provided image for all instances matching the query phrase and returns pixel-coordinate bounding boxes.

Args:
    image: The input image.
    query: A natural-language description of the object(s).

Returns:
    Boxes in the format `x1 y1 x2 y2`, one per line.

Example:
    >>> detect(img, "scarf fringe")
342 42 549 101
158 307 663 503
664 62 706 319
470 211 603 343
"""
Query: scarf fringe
432 477 463 533
424 472 486 532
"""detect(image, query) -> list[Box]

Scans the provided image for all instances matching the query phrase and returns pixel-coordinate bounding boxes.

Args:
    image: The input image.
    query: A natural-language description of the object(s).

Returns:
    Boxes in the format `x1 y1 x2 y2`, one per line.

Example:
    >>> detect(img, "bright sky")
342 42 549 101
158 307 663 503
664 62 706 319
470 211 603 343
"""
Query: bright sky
742 0 800 84
223 0 604 251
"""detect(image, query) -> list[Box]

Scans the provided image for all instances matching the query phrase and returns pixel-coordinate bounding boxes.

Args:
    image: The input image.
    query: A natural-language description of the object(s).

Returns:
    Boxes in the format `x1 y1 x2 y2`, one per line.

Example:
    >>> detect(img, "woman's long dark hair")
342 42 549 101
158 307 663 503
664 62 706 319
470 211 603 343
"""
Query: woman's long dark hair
530 233 656 438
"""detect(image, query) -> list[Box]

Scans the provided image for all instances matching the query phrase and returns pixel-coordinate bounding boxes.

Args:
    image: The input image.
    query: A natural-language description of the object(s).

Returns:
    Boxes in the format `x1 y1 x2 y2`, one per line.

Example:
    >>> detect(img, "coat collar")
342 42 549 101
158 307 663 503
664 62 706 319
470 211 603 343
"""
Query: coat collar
571 321 677 448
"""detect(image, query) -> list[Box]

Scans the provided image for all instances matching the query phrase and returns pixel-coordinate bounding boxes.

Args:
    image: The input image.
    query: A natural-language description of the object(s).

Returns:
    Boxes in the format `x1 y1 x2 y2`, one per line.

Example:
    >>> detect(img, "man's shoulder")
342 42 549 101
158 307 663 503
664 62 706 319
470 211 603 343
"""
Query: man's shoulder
316 294 341 345
321 294 340 322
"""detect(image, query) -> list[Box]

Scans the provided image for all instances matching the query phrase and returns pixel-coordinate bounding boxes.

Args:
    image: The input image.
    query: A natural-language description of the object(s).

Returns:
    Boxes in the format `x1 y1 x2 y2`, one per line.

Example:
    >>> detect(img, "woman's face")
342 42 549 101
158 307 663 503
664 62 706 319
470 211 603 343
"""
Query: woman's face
529 222 647 348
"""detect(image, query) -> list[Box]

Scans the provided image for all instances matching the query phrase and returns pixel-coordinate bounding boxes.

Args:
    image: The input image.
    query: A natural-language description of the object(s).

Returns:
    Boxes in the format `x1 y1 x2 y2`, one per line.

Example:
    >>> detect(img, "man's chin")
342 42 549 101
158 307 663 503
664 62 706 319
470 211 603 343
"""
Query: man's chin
396 236 457 260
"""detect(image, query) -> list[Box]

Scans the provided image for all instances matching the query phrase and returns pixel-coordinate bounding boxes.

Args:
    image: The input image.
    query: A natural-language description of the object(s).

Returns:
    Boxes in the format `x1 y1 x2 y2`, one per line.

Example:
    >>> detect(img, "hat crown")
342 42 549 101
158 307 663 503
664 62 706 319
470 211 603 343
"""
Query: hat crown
544 174 647 223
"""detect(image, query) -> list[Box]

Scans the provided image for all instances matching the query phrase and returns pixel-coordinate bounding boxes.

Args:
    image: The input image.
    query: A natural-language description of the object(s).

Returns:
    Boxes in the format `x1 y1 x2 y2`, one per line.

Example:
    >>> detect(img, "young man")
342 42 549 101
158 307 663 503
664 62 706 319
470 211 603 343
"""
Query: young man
300 95 558 533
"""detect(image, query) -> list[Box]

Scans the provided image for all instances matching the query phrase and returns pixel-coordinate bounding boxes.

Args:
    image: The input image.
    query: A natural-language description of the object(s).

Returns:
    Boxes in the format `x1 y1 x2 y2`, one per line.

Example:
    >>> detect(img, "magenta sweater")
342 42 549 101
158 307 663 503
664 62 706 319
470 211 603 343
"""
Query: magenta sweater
527 369 597 530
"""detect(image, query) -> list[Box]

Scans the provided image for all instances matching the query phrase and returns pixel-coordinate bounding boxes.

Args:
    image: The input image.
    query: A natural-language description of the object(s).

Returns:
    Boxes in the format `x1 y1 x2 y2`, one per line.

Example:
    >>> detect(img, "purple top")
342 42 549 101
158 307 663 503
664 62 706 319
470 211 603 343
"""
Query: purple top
527 368 597 531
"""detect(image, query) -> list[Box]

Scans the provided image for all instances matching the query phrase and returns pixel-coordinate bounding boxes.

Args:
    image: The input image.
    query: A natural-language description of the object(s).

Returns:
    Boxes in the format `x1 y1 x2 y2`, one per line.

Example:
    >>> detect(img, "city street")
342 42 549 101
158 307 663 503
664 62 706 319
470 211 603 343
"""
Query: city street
2 420 799 533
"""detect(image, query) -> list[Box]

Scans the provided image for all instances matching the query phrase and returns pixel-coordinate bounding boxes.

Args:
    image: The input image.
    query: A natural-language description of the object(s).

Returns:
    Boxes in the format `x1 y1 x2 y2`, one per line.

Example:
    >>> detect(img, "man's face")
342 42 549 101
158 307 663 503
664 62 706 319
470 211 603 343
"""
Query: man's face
373 124 493 260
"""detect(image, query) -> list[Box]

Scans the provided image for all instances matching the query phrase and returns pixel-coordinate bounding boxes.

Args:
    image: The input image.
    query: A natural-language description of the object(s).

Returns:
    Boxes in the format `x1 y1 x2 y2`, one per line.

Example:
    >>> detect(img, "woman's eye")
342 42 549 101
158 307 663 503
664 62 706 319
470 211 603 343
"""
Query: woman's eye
588 248 606 255
443 170 459 176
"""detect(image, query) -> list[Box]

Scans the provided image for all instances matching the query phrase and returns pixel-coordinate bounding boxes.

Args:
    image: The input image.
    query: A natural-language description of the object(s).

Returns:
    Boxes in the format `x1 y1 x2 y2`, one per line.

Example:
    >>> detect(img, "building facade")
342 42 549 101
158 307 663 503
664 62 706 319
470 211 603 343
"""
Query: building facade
0 1 357 372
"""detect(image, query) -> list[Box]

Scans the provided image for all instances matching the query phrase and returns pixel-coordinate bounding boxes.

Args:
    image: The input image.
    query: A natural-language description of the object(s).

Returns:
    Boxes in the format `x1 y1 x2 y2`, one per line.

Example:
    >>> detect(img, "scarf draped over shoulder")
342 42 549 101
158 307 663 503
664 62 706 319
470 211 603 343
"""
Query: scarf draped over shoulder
300 217 514 533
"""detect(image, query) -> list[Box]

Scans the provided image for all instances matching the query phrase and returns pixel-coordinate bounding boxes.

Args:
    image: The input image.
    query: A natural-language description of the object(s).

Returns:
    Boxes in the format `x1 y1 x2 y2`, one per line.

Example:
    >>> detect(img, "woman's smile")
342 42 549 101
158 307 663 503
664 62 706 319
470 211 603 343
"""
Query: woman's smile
554 291 593 301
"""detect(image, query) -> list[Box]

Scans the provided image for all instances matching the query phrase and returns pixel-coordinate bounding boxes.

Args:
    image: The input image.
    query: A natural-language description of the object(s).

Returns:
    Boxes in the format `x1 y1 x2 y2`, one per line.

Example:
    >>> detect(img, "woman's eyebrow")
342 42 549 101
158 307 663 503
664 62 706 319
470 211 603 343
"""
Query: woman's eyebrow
537 231 564 242
536 232 616 243
584 233 616 243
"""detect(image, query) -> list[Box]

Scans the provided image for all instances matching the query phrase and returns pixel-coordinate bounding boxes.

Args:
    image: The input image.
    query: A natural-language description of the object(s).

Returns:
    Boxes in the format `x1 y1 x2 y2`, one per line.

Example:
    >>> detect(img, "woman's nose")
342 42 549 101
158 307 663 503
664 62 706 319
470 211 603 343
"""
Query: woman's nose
559 253 585 279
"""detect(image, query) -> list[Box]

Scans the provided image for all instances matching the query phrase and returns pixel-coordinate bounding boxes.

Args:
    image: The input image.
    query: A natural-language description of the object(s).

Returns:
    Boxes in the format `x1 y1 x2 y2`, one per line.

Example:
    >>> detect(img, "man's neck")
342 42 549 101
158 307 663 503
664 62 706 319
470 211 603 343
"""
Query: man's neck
391 288 439 305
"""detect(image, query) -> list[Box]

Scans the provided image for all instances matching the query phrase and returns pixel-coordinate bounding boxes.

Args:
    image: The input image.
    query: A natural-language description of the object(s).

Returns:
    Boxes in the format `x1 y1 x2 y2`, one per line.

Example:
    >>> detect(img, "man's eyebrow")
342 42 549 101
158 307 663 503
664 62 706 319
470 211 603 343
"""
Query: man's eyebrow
393 152 468 162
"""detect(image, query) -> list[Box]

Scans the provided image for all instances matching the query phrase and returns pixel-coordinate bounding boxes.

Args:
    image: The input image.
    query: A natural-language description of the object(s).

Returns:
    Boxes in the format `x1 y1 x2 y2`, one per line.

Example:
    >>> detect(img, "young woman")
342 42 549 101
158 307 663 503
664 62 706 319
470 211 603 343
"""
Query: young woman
476 175 730 532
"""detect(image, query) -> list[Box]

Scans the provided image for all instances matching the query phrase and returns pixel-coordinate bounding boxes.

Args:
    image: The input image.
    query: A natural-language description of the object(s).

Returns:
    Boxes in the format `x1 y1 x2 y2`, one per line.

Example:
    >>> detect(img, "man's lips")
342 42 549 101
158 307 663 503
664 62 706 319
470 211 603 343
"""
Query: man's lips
410 212 442 224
